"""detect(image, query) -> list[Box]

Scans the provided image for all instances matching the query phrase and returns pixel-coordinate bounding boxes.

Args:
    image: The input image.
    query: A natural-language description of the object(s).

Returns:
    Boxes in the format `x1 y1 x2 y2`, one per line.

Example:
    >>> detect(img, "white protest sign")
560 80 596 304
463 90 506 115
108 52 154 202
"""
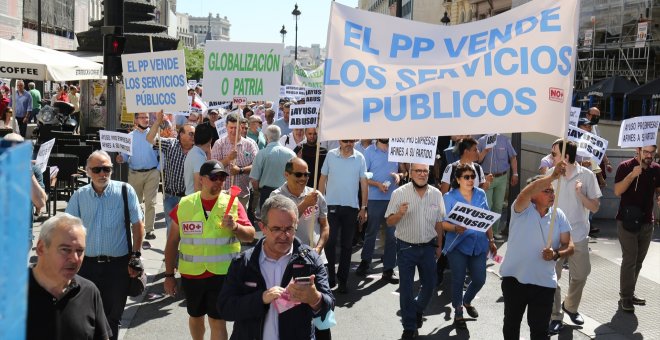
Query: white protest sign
293 61 325 88
34 138 55 173
569 106 580 127
285 85 306 99
122 50 188 113
289 104 320 129
618 116 660 148
566 126 608 163
204 41 283 101
215 119 227 138
207 100 231 110
388 137 438 166
99 130 133 155
233 97 247 107
305 87 323 104
319 0 579 141
188 79 198 89
445 202 501 233
484 134 498 149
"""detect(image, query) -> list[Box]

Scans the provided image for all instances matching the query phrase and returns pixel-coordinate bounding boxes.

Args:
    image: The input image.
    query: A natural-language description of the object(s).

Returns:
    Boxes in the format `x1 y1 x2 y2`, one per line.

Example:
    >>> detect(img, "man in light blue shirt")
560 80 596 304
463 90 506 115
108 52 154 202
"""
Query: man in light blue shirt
66 150 144 340
250 125 296 208
13 80 32 137
271 102 292 136
184 122 214 195
318 139 368 293
117 113 160 240
499 165 574 340
356 139 402 284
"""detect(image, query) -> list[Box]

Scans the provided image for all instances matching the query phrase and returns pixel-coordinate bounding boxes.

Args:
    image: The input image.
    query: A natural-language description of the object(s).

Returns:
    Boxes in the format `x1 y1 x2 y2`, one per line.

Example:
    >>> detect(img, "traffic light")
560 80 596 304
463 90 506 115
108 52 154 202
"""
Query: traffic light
103 34 126 76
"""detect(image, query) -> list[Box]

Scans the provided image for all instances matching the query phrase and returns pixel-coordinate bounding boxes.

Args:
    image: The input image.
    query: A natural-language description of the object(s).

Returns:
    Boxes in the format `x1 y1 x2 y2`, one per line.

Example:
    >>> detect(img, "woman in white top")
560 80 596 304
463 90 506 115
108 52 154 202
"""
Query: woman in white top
279 128 306 151
0 107 19 133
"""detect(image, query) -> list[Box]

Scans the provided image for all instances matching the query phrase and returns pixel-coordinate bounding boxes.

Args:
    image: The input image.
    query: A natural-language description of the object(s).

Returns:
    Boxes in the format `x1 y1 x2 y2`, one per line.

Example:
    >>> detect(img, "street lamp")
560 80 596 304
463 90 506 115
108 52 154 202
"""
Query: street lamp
292 4 301 61
280 25 287 85
441 12 451 25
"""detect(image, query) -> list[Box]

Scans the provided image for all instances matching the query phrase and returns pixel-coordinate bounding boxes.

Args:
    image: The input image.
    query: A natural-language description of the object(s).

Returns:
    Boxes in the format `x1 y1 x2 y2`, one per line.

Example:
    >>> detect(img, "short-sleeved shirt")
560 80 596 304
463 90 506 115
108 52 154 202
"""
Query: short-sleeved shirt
249 142 297 188
320 148 367 208
279 133 306 151
29 89 42 110
271 184 328 264
441 161 486 186
211 136 258 195
499 202 571 288
272 118 291 135
546 165 602 242
184 145 208 195
385 182 445 244
65 181 143 257
538 154 553 171
364 144 399 201
121 128 160 171
615 158 660 223
442 187 490 256
27 271 112 340
477 134 517 174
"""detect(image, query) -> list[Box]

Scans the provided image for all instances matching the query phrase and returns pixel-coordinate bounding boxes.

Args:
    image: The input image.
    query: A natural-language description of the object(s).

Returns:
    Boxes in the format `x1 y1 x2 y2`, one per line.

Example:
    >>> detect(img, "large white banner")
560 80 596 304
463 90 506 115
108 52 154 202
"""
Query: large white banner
293 61 325 88
388 137 438 166
618 116 660 148
289 104 320 129
204 41 283 101
99 130 133 155
319 1 580 141
121 50 189 113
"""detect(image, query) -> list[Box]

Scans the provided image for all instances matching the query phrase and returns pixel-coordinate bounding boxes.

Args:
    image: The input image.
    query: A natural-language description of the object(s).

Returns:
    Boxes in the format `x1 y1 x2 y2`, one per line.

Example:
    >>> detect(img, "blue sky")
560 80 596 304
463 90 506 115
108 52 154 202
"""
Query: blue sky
176 0 358 47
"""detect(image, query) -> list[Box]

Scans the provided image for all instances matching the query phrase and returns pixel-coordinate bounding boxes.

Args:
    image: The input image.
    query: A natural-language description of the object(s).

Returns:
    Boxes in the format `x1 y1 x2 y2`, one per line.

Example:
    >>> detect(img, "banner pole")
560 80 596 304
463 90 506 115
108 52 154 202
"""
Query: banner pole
546 139 567 248
635 151 641 191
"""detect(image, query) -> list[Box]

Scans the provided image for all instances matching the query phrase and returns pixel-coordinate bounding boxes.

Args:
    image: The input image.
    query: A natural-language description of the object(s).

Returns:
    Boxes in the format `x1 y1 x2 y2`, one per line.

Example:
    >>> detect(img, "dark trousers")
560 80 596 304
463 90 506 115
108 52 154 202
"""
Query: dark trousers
259 186 278 211
17 119 27 137
326 205 358 286
79 255 130 340
502 276 555 340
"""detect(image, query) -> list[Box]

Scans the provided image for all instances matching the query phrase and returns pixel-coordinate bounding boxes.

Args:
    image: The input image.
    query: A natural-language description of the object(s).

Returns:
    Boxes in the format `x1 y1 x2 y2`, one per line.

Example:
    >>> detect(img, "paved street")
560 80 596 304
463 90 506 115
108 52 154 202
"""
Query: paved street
32 192 660 339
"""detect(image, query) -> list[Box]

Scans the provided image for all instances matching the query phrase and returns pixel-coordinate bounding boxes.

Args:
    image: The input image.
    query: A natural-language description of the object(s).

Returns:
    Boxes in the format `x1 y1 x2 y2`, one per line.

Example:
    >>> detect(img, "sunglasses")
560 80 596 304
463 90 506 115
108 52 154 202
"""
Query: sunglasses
340 140 355 143
90 166 113 174
208 173 228 182
461 175 476 180
290 171 311 178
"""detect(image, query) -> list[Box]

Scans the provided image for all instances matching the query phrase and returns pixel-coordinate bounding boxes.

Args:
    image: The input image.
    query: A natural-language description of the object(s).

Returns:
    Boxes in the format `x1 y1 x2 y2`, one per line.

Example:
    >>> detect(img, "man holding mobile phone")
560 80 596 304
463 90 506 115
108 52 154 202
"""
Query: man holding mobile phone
218 195 335 339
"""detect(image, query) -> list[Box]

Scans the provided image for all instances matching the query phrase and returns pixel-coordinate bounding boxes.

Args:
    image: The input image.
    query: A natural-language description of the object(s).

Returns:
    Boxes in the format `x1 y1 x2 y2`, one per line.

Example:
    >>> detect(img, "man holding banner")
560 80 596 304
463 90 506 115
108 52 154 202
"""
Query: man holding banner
385 163 444 339
613 145 660 312
499 163 574 340
547 140 601 334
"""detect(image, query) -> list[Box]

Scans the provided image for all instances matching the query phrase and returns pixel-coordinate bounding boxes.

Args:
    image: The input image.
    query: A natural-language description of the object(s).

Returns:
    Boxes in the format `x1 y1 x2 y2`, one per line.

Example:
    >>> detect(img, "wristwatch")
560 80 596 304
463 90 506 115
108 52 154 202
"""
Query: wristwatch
552 250 560 261
239 167 244 175
164 273 175 278
131 251 141 257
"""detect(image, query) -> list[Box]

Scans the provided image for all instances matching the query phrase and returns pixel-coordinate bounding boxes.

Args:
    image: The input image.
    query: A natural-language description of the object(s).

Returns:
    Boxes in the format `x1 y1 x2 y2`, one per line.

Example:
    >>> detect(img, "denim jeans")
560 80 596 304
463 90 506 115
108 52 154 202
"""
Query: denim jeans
446 250 487 317
361 200 397 270
397 239 437 331
163 193 181 237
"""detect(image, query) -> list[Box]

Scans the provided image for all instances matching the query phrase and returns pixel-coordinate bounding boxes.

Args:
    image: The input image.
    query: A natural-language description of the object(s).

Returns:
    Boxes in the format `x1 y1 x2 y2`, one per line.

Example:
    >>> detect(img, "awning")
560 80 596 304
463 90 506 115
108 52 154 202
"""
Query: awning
0 38 103 81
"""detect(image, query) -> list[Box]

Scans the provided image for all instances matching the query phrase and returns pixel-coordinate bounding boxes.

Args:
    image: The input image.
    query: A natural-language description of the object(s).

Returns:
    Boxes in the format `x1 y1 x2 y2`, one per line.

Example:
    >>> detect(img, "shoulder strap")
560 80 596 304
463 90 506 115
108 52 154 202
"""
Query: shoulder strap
122 183 133 253
474 163 482 183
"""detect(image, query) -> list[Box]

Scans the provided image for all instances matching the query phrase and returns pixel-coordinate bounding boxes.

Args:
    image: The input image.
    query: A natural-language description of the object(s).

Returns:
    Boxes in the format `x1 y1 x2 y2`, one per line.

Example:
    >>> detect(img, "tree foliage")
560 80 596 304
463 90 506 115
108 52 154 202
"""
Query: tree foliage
183 45 204 81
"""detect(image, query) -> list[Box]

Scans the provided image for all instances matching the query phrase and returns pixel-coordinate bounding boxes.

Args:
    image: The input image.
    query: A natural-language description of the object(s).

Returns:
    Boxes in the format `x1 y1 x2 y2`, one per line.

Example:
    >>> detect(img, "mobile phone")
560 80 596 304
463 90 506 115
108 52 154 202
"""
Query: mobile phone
294 276 312 285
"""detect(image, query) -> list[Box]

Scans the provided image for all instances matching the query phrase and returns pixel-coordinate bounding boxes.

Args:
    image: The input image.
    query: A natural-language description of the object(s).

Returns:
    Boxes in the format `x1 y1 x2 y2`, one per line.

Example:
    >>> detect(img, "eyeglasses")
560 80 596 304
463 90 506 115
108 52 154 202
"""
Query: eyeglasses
181 131 194 137
136 116 149 120
268 226 297 236
289 171 311 178
542 189 555 194
641 150 655 155
340 140 355 143
90 166 113 174
208 173 228 182
461 175 476 180
412 169 429 175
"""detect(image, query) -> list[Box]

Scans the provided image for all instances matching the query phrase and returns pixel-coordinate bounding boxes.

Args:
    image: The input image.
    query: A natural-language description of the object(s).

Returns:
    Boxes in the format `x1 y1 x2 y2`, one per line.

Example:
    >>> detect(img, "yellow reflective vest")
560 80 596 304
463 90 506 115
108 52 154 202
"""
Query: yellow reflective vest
177 191 241 276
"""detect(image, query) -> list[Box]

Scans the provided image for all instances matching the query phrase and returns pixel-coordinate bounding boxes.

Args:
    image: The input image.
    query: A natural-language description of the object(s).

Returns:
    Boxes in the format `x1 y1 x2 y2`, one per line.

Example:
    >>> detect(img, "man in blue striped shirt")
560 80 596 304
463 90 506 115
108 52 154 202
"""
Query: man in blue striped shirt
66 150 144 340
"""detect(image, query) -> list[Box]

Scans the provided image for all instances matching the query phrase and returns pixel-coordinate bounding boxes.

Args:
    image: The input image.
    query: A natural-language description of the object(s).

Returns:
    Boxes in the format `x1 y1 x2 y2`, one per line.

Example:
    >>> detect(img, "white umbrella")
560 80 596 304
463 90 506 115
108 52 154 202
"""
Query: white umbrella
0 38 103 81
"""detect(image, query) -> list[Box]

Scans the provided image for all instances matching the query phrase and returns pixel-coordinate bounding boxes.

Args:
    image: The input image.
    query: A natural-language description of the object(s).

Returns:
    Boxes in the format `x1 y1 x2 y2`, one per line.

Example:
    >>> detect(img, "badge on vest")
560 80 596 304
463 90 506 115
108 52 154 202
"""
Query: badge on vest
181 221 203 234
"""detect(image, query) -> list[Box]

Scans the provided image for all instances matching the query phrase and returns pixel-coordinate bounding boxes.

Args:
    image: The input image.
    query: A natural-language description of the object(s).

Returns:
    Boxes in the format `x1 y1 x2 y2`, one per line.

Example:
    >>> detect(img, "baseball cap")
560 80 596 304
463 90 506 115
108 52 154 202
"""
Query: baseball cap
199 160 228 177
